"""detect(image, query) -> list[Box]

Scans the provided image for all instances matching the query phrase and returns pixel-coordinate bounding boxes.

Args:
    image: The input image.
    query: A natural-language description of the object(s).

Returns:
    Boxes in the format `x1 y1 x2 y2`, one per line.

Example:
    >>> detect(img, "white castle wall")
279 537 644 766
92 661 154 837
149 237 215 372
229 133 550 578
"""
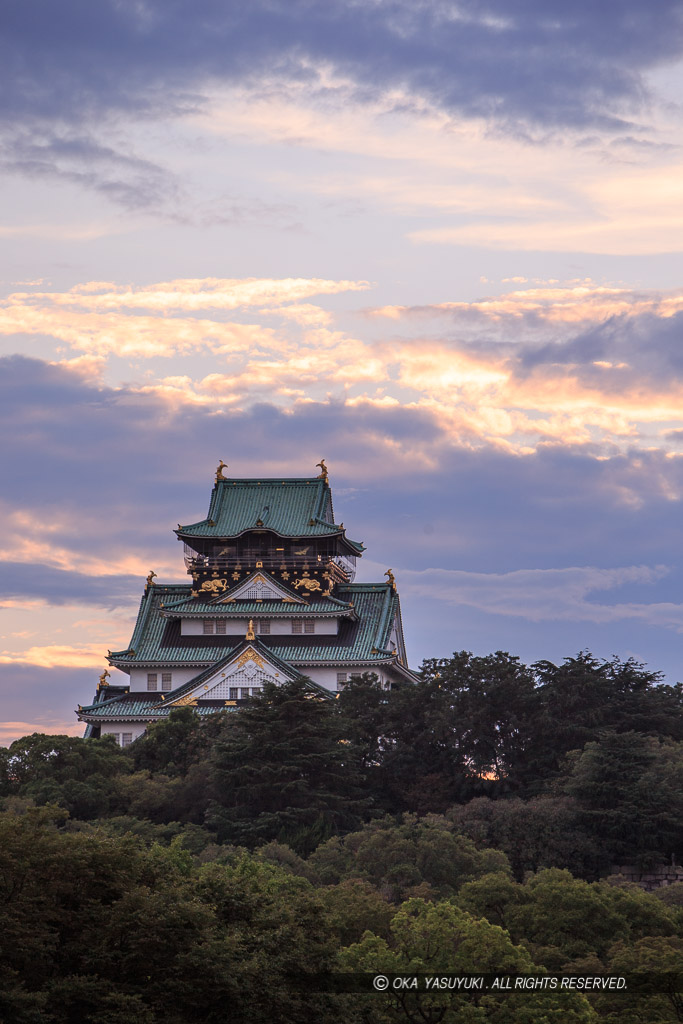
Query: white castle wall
181 617 339 635
101 723 147 746
127 668 199 689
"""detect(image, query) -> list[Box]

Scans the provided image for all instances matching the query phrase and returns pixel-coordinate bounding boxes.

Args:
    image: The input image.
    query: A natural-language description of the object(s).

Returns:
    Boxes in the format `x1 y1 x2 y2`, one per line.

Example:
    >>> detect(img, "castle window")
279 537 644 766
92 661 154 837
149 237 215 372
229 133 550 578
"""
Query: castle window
121 733 133 747
337 673 347 687
304 620 314 634
240 688 250 699
246 580 276 601
161 673 172 691
229 687 238 699
291 619 315 633
203 620 214 634
147 673 158 691
215 620 226 634
292 620 302 634
258 620 270 635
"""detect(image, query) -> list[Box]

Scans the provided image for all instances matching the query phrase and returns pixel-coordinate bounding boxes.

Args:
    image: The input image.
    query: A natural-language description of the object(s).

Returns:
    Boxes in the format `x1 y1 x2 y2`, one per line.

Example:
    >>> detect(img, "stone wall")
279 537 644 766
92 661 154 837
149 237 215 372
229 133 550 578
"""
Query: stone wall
609 864 683 892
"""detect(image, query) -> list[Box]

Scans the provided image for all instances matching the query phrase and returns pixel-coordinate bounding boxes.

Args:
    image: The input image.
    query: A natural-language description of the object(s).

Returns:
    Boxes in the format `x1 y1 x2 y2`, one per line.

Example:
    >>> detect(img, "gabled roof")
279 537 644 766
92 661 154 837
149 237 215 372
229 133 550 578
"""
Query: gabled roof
162 637 332 706
79 639 334 723
107 581 416 675
158 569 355 617
210 569 306 604
165 638 300 703
175 477 364 553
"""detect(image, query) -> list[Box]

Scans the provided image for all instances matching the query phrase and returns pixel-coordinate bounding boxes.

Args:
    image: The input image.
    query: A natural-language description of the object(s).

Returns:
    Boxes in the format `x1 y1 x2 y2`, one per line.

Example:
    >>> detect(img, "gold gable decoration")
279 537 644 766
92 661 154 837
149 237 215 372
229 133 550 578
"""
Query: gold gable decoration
237 647 265 669
172 694 198 707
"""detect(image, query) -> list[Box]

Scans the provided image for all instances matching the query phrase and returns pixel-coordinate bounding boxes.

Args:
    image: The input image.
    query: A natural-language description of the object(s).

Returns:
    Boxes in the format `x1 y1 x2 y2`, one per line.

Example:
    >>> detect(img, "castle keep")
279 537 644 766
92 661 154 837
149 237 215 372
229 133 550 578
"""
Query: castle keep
78 461 417 743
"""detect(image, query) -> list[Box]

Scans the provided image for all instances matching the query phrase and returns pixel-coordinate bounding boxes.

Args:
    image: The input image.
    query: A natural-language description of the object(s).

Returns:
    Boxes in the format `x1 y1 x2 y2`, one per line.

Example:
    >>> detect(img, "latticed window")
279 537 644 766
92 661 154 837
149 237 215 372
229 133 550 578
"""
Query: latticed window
203 667 277 699
258 620 270 635
121 733 133 747
337 673 348 687
203 620 214 634
161 672 172 691
215 620 226 634
240 688 250 699
244 579 277 601
292 619 314 633
147 673 158 691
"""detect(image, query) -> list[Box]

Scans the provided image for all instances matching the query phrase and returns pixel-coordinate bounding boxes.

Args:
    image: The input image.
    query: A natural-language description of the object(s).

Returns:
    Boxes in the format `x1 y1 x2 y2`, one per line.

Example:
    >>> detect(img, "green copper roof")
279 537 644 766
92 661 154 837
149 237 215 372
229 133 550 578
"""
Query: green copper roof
80 644 333 721
80 701 235 721
108 582 414 671
176 477 364 552
159 596 355 618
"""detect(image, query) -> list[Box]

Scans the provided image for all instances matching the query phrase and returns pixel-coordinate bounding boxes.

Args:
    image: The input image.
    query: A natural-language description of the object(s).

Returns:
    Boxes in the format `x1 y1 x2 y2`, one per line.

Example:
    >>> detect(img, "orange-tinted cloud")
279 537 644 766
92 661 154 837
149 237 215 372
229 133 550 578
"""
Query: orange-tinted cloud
4 275 683 457
370 283 683 325
0 720 85 745
0 644 108 668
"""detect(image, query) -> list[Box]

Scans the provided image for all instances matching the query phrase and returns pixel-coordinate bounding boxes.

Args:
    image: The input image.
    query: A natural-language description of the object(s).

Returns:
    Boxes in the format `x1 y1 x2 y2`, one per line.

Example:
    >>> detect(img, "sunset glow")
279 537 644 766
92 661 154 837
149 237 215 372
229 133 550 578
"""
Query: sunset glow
3 1 683 741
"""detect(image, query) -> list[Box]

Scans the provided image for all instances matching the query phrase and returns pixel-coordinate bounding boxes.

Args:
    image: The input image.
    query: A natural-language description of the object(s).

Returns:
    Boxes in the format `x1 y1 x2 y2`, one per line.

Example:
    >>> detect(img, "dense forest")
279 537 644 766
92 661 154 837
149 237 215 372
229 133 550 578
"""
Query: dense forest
2 651 682 1023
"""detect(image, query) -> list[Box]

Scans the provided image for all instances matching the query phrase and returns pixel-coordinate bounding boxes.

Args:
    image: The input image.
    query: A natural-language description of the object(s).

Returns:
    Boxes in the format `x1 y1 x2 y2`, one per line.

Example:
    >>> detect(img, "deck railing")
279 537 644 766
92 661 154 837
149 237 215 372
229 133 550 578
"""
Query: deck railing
183 546 356 581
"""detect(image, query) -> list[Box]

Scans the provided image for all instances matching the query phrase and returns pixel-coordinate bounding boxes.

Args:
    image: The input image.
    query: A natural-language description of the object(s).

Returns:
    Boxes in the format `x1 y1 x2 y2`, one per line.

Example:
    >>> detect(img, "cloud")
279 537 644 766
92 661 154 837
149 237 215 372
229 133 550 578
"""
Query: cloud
395 563 683 631
0 277 368 358
0 564 141 607
0 645 109 669
369 282 683 328
59 277 369 310
0 721 85 745
6 274 683 456
0 130 179 212
3 353 683 697
3 0 682 135
0 665 102 745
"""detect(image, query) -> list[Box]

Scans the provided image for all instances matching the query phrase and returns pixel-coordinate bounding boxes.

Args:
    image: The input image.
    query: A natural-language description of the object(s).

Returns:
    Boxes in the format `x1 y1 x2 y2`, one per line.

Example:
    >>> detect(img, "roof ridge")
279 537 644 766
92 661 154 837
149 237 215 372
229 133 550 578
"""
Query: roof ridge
372 586 396 652
161 638 303 704
340 582 392 591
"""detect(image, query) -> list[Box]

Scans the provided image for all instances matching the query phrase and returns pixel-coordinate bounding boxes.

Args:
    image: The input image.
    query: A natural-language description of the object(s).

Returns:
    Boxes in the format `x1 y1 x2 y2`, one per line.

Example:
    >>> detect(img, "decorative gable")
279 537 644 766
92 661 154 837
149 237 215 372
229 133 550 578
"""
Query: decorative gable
215 571 305 605
168 645 299 705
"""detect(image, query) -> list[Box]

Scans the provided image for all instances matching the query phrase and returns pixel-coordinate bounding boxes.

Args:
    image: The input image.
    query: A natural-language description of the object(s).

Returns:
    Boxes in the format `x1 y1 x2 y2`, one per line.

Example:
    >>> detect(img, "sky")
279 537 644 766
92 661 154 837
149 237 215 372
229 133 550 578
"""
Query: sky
3 0 683 743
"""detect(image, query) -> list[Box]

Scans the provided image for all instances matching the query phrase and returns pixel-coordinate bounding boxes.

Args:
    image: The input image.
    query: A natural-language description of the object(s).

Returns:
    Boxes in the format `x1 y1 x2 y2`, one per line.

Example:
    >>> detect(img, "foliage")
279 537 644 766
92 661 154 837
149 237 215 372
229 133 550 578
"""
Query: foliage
337 898 596 1023
205 679 369 853
2 647 683 1020
0 732 132 818
447 796 603 879
131 707 224 777
560 732 683 867
308 815 510 900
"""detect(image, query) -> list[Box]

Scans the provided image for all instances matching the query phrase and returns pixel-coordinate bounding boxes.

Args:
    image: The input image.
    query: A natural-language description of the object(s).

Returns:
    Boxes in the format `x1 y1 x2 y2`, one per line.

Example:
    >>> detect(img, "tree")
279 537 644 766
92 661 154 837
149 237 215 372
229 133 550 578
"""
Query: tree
561 732 683 867
308 815 510 901
132 707 225 777
459 868 677 971
606 936 683 1023
447 795 602 880
354 651 542 814
205 679 368 853
337 898 596 1023
530 654 683 786
0 733 132 819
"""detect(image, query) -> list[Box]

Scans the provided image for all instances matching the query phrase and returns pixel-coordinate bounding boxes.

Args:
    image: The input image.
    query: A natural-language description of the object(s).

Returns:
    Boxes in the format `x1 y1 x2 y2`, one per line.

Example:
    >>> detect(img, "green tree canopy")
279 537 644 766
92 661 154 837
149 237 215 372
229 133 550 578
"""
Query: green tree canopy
561 732 683 867
205 679 368 853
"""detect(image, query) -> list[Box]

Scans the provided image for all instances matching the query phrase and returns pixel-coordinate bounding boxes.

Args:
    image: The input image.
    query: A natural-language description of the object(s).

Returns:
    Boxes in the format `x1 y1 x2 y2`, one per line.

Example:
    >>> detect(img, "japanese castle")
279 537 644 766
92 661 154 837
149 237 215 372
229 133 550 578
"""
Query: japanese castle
78 461 418 744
